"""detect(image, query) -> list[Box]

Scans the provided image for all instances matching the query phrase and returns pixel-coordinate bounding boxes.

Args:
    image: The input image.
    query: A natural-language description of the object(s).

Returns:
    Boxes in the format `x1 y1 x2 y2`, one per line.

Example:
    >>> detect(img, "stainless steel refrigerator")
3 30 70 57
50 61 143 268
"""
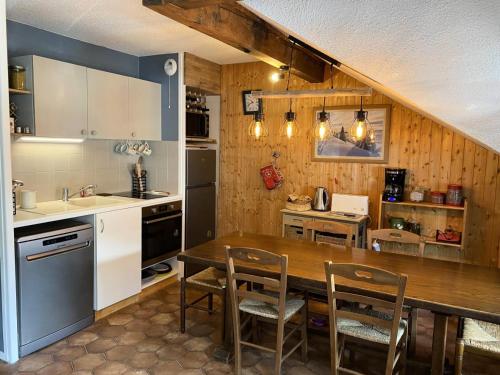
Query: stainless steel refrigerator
185 149 216 249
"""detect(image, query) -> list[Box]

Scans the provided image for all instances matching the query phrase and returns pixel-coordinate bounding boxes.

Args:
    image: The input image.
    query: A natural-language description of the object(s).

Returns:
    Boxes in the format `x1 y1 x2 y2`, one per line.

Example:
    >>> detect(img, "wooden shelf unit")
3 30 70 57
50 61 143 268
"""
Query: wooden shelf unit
378 194 468 253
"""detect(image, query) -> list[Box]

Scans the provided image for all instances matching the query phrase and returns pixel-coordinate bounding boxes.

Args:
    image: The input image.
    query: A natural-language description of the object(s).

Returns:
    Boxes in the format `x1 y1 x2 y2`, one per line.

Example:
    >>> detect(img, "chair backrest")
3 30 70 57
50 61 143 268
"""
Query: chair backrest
324 261 408 375
224 246 288 317
303 220 353 250
367 228 425 256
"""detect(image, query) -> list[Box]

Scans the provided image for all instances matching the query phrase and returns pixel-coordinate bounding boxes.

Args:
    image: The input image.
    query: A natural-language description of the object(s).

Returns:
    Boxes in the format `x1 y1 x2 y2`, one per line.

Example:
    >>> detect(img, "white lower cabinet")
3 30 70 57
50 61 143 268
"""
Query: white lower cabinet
94 207 141 310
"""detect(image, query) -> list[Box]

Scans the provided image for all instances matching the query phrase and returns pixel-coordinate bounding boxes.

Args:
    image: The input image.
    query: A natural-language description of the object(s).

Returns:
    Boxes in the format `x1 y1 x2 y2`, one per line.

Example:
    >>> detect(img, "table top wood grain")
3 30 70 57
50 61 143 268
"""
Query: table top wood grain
178 233 500 324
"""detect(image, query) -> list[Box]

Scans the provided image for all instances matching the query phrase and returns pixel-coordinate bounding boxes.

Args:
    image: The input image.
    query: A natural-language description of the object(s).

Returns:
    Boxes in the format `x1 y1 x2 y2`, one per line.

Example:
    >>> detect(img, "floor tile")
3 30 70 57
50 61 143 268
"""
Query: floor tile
1 281 496 374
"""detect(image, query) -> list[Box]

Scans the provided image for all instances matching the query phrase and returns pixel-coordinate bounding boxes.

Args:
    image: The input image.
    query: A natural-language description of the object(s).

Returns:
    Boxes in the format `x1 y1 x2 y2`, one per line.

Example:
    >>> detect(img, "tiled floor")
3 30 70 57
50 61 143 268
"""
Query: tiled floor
0 282 497 374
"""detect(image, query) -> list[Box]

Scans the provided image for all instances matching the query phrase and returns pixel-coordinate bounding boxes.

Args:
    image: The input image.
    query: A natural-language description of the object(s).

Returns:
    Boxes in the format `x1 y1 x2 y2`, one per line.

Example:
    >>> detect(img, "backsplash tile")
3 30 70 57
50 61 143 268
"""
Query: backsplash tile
11 139 178 202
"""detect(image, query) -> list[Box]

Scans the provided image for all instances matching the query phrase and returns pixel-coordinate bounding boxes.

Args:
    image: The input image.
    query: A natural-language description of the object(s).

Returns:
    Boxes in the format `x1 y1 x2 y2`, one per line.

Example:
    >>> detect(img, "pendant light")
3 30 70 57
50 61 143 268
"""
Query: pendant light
314 98 331 141
350 97 374 142
248 109 268 140
314 64 334 141
279 42 299 140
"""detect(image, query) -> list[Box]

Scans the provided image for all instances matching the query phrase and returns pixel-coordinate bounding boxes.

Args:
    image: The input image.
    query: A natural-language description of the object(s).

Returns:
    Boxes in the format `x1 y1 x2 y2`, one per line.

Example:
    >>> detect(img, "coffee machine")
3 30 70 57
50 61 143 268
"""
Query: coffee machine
383 168 406 202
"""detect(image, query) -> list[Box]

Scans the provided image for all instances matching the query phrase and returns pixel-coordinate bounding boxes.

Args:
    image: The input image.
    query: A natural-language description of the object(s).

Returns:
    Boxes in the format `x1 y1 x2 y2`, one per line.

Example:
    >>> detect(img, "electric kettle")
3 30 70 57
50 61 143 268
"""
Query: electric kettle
313 187 330 211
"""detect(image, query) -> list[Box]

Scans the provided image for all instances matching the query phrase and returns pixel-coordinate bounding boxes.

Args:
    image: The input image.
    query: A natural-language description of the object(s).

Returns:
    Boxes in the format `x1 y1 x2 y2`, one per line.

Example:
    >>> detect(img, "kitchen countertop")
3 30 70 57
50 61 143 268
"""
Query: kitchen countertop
14 194 183 228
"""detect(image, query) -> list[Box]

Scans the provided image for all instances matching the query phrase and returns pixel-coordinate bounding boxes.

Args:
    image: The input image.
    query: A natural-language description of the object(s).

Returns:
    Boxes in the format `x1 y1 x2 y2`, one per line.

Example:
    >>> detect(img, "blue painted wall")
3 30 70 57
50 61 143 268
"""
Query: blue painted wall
139 54 179 141
7 20 139 77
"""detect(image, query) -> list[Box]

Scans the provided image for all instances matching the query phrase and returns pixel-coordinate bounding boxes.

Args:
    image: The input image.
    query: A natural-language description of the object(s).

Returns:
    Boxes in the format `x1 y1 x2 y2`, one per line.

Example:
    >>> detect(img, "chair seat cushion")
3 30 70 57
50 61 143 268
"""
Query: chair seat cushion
186 267 226 290
337 307 407 345
463 318 500 354
239 291 305 320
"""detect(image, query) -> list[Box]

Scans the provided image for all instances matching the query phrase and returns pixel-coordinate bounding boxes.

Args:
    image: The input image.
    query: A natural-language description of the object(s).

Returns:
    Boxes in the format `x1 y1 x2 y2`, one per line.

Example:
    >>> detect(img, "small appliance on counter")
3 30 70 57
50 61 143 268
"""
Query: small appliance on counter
331 193 369 216
383 168 406 202
312 187 330 211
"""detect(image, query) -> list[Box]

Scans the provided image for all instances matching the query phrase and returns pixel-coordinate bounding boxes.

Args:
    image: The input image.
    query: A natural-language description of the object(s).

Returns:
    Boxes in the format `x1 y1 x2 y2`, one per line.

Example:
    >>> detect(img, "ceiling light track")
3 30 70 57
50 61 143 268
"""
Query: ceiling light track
287 35 340 68
251 88 372 99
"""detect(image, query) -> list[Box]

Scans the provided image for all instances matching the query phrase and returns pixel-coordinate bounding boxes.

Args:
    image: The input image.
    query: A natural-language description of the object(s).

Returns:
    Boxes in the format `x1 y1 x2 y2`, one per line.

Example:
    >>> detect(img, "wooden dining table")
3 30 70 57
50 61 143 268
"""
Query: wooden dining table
178 232 500 375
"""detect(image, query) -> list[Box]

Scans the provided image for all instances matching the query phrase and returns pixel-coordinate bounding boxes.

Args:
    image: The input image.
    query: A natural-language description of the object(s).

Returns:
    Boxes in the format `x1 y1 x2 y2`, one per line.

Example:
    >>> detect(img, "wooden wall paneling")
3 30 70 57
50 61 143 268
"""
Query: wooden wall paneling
184 52 221 94
496 168 500 268
449 133 465 185
469 146 487 264
439 128 454 191
408 112 422 190
388 104 401 167
483 152 498 265
417 117 432 188
218 62 500 267
429 123 443 191
460 139 476 259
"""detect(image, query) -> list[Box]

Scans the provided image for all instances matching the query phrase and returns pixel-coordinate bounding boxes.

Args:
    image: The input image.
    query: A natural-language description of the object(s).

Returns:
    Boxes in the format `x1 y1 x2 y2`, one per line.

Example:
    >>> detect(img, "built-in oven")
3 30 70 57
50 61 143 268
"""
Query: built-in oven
186 112 209 138
142 201 182 269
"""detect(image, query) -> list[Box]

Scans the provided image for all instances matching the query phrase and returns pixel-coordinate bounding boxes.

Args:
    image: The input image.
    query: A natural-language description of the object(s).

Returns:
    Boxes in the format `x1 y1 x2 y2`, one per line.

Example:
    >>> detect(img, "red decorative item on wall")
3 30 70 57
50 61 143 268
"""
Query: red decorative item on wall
260 152 284 190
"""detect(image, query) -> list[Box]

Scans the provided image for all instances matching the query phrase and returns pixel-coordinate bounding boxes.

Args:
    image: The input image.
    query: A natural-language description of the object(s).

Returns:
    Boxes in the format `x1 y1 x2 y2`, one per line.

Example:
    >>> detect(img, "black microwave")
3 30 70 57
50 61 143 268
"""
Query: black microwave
186 112 209 138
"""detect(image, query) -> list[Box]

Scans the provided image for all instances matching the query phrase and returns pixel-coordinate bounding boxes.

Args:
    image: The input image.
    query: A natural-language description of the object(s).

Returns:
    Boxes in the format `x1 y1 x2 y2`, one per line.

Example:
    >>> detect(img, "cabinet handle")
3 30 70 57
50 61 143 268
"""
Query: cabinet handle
131 132 136 138
81 129 87 135
100 219 104 233
91 130 97 136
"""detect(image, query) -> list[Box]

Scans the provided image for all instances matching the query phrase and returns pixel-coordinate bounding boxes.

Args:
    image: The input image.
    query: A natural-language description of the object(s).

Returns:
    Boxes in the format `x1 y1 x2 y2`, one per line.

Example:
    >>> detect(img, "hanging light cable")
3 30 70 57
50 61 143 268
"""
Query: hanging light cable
314 64 334 141
280 42 299 140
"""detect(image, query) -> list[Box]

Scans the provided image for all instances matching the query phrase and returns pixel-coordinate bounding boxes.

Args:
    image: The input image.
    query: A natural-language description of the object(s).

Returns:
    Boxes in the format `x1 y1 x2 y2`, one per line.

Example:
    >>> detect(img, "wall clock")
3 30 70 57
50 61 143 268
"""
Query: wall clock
241 90 263 115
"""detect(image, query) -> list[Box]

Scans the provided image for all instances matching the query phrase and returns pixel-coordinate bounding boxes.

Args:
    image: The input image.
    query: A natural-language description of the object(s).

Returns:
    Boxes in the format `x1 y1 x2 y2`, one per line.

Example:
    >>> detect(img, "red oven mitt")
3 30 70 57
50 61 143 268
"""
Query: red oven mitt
260 164 284 190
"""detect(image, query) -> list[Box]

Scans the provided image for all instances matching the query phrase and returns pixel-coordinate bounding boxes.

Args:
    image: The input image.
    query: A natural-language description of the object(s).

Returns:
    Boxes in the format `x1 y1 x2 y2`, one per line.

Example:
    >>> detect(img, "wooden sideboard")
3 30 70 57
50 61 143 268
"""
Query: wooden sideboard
281 209 369 248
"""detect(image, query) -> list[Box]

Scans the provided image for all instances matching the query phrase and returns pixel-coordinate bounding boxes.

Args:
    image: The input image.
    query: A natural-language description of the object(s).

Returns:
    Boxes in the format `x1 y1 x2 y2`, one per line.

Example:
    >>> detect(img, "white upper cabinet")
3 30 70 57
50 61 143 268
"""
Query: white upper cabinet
129 77 161 141
9 55 162 140
32 56 87 138
87 68 130 140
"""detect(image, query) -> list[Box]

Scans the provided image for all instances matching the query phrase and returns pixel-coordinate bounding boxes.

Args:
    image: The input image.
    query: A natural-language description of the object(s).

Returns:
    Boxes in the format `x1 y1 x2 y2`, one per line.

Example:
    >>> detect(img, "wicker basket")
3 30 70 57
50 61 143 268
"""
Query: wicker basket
285 201 311 212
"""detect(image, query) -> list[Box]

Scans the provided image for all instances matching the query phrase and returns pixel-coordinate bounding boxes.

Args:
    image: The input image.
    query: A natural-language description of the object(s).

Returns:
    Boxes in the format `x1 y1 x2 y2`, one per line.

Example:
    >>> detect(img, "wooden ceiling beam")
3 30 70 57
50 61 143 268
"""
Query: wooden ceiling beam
143 0 327 83
159 0 235 9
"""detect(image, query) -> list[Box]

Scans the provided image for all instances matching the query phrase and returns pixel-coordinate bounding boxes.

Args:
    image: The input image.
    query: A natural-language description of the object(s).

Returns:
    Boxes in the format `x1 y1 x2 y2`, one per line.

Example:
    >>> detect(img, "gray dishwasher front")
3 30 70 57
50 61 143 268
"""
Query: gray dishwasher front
15 220 94 356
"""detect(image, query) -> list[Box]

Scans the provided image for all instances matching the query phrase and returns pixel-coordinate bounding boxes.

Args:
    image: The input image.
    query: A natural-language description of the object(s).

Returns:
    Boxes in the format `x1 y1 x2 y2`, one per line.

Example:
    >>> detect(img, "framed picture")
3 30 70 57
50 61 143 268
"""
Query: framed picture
241 90 263 115
312 104 391 163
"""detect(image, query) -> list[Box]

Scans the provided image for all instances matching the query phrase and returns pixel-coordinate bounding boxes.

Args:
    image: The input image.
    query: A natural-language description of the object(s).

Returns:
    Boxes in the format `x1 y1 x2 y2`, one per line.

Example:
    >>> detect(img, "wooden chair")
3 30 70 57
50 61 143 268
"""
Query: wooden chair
324 261 409 375
303 220 354 250
180 267 227 340
367 228 425 257
225 245 308 375
367 228 424 355
454 318 500 374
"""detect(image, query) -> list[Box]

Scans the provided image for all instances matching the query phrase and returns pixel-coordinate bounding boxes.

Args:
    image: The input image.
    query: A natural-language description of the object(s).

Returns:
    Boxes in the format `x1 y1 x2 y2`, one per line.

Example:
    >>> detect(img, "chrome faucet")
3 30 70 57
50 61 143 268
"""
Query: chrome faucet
62 184 98 201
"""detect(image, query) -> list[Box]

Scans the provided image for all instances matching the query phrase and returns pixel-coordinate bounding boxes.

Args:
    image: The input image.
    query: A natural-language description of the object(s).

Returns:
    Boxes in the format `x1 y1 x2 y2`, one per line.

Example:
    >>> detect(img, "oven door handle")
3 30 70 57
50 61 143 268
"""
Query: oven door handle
143 213 183 225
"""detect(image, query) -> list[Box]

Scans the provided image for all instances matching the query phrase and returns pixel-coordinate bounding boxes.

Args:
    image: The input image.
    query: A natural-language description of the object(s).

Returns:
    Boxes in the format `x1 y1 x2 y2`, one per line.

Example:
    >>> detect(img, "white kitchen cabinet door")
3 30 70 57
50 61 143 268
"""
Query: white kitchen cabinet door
32 56 87 138
95 207 141 310
129 77 161 141
87 68 130 140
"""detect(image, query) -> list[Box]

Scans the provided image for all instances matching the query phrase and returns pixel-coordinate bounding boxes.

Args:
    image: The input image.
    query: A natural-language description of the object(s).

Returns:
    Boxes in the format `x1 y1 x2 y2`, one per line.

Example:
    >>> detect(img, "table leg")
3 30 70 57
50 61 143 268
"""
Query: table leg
431 312 448 375
212 286 234 363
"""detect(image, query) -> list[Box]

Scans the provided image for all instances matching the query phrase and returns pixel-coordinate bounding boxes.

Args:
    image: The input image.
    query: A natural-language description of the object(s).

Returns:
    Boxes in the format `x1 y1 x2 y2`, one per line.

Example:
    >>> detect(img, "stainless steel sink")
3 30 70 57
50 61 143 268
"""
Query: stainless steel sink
68 196 124 208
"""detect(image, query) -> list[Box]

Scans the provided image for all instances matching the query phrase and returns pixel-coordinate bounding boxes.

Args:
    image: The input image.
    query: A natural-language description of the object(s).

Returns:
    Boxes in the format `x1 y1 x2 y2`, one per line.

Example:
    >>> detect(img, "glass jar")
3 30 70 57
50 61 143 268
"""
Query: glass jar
446 184 463 206
430 191 445 204
8 65 26 90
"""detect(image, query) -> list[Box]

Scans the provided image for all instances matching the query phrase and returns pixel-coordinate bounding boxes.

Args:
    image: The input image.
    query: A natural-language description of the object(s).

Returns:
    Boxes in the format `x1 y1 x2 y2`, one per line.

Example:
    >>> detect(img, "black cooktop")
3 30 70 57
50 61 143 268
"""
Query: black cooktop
111 191 169 200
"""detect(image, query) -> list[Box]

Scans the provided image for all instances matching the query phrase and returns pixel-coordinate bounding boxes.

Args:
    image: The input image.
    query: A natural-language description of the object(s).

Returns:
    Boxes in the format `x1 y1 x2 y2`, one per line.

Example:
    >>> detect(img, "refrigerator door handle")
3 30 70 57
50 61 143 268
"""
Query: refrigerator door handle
186 182 215 189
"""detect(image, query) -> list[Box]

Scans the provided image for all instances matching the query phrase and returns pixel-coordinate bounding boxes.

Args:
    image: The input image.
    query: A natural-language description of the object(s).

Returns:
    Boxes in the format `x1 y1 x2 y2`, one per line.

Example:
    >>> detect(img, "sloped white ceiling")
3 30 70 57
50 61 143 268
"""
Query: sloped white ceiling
6 0 255 64
243 0 500 152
